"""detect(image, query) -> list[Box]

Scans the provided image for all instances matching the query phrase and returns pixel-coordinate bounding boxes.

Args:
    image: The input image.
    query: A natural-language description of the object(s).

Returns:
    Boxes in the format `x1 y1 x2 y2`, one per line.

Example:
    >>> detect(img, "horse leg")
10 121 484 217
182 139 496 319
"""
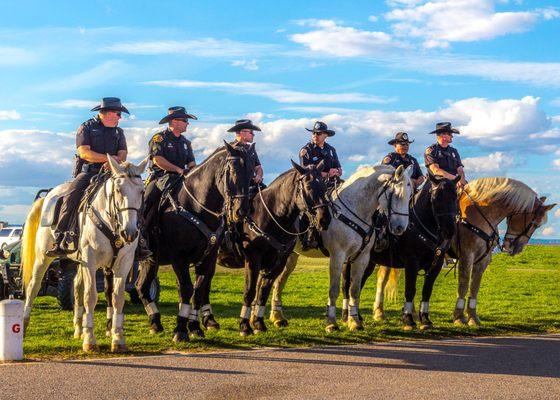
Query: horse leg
171 260 193 342
342 259 374 322
190 257 217 338
252 260 286 334
110 257 134 353
104 269 114 338
326 251 345 333
136 259 163 334
23 254 53 332
73 267 85 339
454 254 473 325
81 263 99 352
240 255 260 336
402 266 418 331
201 263 219 331
269 252 298 328
418 264 443 330
374 265 390 321
466 257 490 327
347 260 368 331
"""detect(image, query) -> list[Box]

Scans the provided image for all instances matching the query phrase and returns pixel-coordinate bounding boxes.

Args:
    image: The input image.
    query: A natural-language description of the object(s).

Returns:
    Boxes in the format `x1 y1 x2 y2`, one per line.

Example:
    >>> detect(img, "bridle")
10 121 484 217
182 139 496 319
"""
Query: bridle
106 173 144 241
378 173 410 221
504 198 543 247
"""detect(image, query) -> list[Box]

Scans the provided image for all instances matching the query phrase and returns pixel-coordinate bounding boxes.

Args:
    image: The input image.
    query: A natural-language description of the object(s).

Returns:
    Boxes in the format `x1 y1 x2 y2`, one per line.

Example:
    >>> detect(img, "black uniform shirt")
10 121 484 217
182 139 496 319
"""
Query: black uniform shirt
424 143 463 175
299 142 341 170
76 116 127 169
229 140 261 167
382 152 423 180
149 128 195 175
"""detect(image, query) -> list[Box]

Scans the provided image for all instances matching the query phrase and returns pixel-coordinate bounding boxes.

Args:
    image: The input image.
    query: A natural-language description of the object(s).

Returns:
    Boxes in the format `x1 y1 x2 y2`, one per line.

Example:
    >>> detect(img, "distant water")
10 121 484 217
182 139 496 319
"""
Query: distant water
529 239 560 245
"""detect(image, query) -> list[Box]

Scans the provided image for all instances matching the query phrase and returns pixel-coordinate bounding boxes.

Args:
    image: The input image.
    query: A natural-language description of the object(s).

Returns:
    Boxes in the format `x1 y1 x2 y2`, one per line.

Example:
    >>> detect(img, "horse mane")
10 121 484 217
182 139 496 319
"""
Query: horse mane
267 169 295 188
466 177 536 213
188 147 227 175
341 164 394 188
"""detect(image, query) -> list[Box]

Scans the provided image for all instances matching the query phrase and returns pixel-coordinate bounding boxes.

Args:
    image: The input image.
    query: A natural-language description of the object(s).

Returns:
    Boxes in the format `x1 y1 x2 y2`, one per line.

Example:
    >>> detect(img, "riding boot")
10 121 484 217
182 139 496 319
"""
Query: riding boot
59 231 78 253
46 231 65 257
136 232 152 261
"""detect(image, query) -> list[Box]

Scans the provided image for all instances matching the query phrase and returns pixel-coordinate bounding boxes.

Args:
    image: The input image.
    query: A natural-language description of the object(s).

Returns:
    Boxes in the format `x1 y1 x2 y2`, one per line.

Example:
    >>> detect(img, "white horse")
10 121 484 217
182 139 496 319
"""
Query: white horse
21 156 148 352
372 177 556 326
269 164 413 332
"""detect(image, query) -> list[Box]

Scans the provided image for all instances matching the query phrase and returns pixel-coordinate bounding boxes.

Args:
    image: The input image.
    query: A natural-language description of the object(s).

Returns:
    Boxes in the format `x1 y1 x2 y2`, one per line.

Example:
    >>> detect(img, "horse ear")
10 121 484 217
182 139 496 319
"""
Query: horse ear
428 172 441 184
544 203 556 211
316 160 326 173
106 154 123 175
135 156 149 175
291 160 307 175
394 164 404 179
224 140 236 155
404 164 413 178
539 196 547 203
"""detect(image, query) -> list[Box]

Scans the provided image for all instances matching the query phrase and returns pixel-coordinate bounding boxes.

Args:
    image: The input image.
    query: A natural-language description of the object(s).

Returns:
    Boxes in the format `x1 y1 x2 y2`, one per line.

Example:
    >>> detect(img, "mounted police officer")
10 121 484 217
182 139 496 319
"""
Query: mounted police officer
227 119 264 192
299 121 342 186
424 122 467 188
47 97 129 256
142 106 198 240
382 132 425 189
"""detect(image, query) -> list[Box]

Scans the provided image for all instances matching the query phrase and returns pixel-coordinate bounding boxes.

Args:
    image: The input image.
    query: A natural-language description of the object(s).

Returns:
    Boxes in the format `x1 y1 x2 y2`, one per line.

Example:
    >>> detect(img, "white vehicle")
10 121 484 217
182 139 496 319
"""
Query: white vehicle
0 226 23 249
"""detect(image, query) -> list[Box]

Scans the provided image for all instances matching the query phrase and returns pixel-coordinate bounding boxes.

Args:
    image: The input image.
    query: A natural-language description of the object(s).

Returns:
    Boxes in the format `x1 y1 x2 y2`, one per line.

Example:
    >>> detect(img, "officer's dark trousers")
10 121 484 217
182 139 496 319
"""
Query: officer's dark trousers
143 180 162 230
56 171 96 234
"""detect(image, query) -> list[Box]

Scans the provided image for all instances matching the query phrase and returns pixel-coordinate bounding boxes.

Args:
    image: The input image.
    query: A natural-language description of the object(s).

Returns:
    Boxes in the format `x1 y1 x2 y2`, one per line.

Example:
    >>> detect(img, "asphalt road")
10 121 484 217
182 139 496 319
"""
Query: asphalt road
2 334 559 400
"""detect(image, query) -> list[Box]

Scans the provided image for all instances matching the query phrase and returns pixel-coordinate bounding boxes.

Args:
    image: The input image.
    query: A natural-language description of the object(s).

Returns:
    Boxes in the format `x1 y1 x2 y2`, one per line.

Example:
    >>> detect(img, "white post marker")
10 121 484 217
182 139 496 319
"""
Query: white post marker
0 299 24 361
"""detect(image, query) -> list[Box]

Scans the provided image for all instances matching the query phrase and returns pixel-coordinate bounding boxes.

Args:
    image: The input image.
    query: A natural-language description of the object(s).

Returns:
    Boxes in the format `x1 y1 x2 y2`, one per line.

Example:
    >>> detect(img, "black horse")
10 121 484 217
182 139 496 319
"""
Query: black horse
136 142 254 342
342 173 458 330
236 161 331 336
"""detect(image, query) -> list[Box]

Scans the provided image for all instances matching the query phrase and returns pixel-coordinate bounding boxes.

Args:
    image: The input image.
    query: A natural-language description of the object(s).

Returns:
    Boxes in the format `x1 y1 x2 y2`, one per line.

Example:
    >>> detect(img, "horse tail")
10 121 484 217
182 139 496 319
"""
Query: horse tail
385 267 401 303
22 197 45 291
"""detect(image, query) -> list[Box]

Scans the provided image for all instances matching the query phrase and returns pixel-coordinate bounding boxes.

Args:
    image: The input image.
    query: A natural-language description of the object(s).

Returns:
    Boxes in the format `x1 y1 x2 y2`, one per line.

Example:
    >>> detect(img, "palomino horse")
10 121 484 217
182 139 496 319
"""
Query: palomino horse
21 157 148 352
135 142 254 342
341 174 459 330
372 177 556 327
237 161 330 336
269 164 413 332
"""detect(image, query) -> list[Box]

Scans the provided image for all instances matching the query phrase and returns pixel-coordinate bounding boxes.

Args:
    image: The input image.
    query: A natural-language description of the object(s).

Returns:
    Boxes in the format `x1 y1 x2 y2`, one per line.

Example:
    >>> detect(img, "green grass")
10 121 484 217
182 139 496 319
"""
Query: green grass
23 245 560 359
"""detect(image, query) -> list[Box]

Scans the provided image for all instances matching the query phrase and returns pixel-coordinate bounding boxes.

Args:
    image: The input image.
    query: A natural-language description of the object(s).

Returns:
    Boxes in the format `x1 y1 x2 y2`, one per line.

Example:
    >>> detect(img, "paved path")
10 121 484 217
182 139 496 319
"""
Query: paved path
3 334 560 399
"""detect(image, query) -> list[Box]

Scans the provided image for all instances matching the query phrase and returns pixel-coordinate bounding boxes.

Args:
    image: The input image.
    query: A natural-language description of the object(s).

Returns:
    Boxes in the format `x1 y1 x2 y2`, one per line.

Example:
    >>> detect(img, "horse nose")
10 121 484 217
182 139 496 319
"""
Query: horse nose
393 225 404 236
236 207 246 218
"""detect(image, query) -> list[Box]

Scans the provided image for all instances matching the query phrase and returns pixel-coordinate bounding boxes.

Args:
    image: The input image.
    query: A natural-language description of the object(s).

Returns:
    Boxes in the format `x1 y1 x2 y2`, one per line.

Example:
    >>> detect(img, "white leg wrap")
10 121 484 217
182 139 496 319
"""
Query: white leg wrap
144 302 158 316
374 291 383 307
240 305 251 319
201 304 212 317
255 305 266 318
349 305 359 317
74 306 85 324
113 313 124 329
178 303 191 318
456 298 466 310
23 306 32 320
83 313 94 329
188 309 199 321
468 298 477 309
420 301 429 314
403 302 414 314
327 305 336 319
271 302 282 311
106 307 114 319
342 299 349 311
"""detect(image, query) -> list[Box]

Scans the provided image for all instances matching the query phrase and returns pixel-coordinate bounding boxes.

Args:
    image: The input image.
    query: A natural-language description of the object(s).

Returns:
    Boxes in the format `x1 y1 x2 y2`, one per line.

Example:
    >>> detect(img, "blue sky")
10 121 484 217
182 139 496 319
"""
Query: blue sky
1 0 559 237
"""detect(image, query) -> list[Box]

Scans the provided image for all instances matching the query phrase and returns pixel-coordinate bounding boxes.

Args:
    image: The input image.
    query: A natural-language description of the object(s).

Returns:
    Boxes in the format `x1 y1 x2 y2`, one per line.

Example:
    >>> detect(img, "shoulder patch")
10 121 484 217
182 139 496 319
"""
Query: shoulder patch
382 156 391 164
300 148 308 158
152 134 163 143
425 147 432 155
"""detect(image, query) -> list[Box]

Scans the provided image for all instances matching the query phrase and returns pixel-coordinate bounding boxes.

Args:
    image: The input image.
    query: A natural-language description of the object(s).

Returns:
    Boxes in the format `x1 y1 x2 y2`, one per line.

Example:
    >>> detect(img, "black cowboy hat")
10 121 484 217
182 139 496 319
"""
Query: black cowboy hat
388 131 414 145
305 121 335 137
429 121 460 135
90 97 130 114
227 119 262 132
158 106 198 124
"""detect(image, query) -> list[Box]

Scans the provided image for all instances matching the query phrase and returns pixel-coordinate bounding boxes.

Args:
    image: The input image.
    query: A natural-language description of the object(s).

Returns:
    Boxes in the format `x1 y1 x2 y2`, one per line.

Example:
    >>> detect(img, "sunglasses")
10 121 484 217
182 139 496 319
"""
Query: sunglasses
174 118 189 123
312 132 326 136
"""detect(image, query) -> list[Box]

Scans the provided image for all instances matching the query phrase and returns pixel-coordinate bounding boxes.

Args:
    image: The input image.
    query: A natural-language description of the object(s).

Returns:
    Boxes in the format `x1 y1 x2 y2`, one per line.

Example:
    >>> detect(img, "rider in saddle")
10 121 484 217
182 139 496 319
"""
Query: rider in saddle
142 106 197 246
382 132 425 190
47 97 130 257
227 119 264 195
424 122 467 189
298 121 342 250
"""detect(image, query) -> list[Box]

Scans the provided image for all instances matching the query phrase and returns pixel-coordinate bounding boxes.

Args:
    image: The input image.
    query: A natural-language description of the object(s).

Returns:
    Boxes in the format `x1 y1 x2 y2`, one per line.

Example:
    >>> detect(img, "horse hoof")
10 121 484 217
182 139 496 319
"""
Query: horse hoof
189 329 205 339
82 343 99 353
419 323 433 331
468 318 481 327
73 330 83 339
341 310 349 323
105 330 112 338
373 309 386 321
239 318 253 336
453 318 467 326
252 317 267 334
202 314 221 330
111 343 127 353
274 319 289 328
172 330 189 343
325 324 339 333
403 324 415 332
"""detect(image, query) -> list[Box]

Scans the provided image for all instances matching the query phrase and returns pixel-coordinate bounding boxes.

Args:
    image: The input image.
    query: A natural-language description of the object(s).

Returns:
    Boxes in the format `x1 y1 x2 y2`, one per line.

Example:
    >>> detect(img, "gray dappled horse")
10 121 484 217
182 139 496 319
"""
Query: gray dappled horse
269 164 413 332
22 156 147 352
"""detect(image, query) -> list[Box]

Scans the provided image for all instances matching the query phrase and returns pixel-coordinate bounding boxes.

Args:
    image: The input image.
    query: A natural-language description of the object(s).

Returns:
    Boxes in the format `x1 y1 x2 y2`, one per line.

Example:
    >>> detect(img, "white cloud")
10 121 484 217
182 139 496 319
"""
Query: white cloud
385 0 558 48
37 61 129 92
553 159 560 170
462 152 516 174
0 46 37 66
290 19 408 57
144 80 395 104
231 59 259 71
102 39 275 58
0 110 21 120
554 208 560 218
541 226 555 236
46 99 160 110
0 204 31 226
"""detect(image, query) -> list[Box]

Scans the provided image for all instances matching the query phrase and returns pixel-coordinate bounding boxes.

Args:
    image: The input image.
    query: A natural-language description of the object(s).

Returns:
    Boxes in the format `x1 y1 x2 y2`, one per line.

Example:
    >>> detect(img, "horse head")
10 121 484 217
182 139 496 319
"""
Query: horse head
106 155 148 244
291 160 331 231
222 141 253 223
378 165 413 236
428 173 458 241
503 196 556 255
